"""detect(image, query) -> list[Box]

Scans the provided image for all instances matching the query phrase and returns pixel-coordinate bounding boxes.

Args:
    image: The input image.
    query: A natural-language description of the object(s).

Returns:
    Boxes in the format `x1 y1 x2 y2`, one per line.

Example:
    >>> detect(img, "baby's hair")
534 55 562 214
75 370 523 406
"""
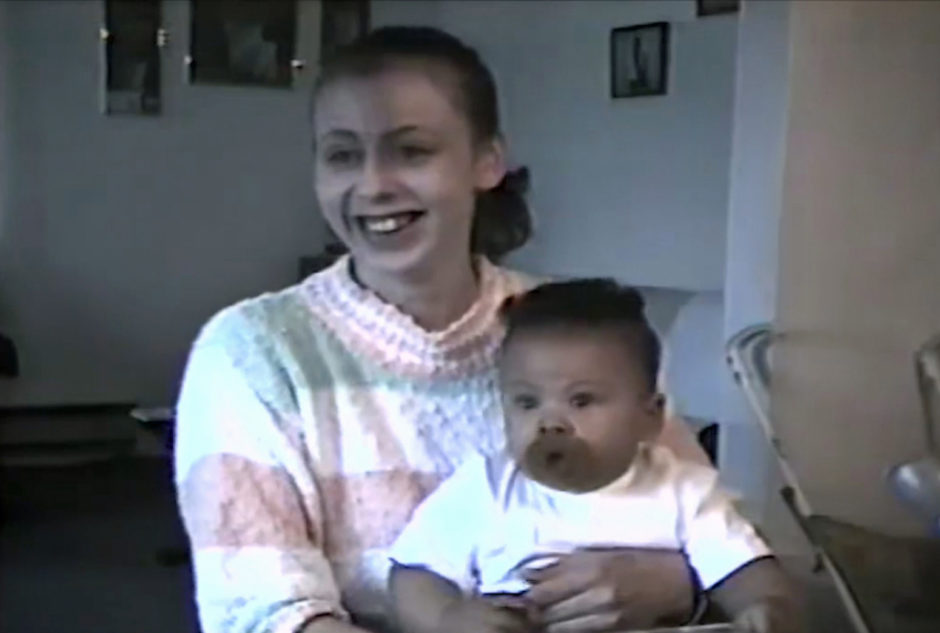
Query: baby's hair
499 279 661 393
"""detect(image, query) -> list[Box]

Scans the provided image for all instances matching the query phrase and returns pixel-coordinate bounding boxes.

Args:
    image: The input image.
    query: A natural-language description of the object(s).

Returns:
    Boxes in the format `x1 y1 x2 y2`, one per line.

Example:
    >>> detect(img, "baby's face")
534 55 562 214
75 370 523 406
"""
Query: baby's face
499 328 664 493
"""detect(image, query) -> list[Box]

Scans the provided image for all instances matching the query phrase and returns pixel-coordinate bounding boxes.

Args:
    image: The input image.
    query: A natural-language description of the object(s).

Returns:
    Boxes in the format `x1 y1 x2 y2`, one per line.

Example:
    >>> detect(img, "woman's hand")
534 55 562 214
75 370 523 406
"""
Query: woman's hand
523 548 695 633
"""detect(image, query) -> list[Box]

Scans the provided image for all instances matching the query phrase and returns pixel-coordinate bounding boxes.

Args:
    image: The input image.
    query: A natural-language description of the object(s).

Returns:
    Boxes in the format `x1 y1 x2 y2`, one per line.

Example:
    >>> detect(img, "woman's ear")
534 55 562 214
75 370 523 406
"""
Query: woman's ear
474 136 506 191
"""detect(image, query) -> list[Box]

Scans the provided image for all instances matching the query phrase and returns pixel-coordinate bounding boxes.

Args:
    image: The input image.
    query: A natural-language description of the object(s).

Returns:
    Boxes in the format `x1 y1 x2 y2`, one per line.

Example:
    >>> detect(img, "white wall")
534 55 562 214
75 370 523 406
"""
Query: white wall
376 0 738 291
2 0 739 416
372 0 441 28
0 0 328 406
719 0 791 517
772 0 940 533
0 1 11 248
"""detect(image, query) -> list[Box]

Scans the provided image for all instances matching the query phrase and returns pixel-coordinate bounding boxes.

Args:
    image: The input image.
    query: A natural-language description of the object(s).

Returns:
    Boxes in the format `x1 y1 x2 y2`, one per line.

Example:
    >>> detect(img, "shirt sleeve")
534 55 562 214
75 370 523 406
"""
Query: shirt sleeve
175 318 346 633
675 462 772 590
389 454 492 594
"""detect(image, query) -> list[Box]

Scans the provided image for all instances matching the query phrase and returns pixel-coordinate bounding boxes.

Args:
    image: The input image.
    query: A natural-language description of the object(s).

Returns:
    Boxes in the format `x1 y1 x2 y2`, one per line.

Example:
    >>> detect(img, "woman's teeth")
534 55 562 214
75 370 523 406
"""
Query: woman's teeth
361 212 420 235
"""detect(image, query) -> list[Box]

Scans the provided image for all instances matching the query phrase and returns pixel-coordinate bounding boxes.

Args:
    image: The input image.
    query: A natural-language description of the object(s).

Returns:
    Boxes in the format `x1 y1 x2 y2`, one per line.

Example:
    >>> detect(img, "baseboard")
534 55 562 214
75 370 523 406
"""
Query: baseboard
0 403 138 466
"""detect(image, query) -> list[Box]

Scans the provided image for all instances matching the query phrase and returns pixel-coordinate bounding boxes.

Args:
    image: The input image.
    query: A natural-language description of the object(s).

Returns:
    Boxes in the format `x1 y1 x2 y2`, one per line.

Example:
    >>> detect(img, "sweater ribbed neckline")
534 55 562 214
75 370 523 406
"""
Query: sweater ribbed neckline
300 255 518 380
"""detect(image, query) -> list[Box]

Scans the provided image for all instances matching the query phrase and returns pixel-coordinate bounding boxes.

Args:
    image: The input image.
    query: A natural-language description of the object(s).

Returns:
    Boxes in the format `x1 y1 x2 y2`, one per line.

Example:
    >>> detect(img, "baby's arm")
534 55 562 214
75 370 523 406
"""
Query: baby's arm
709 557 800 633
674 458 800 632
391 566 531 633
390 454 532 633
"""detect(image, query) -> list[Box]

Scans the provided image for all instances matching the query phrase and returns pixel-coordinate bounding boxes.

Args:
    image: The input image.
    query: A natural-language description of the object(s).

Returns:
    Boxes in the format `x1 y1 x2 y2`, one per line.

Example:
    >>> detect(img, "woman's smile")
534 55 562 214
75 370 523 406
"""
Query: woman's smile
356 210 426 236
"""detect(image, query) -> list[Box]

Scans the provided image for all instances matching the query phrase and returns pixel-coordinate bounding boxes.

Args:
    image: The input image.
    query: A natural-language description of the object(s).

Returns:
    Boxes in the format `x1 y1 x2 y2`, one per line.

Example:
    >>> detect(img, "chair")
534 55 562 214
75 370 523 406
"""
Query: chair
887 333 940 536
726 325 940 633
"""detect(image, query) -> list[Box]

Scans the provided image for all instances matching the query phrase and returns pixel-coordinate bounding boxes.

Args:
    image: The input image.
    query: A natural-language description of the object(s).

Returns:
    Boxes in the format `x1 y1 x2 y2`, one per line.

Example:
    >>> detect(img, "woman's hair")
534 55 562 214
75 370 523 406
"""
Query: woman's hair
499 279 661 393
314 26 532 262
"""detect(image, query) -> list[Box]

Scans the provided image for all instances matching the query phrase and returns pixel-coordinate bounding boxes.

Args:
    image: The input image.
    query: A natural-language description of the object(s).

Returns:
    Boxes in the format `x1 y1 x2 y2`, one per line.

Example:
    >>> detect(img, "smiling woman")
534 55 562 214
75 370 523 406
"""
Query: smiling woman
175 26 706 633
313 63 503 325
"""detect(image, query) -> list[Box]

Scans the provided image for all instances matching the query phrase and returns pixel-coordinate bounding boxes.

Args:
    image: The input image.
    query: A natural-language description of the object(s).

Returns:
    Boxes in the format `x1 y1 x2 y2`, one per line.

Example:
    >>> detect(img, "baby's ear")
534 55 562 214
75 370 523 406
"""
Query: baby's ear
648 392 666 416
644 393 666 436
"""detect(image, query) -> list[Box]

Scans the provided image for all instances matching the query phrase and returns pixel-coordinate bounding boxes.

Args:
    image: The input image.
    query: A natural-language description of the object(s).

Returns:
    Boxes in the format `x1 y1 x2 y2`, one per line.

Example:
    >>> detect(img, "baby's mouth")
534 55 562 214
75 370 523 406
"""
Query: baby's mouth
544 450 566 468
523 436 583 478
521 435 606 493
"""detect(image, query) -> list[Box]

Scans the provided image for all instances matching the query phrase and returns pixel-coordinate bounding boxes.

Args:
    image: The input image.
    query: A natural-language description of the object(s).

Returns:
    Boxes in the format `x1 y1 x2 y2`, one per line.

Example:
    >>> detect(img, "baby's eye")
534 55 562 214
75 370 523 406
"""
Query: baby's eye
399 145 433 161
513 394 538 411
570 392 596 409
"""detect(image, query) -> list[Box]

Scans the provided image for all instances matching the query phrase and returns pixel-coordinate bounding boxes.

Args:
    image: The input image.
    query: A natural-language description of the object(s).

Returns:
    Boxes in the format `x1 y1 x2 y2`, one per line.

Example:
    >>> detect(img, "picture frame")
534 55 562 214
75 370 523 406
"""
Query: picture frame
696 0 741 17
320 0 370 64
102 0 162 115
188 0 298 88
610 22 670 99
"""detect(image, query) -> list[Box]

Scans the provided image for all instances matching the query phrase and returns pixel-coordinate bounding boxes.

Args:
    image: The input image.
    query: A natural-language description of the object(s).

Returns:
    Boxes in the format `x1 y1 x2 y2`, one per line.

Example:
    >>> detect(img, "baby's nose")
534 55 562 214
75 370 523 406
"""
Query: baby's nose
538 412 573 435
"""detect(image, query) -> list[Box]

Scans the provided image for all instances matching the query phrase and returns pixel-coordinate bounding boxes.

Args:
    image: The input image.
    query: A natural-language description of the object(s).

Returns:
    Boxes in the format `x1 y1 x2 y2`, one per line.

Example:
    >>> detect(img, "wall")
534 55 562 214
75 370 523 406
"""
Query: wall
773 0 940 533
0 0 328 407
371 0 440 28
0 1 10 247
376 0 738 291
718 0 792 518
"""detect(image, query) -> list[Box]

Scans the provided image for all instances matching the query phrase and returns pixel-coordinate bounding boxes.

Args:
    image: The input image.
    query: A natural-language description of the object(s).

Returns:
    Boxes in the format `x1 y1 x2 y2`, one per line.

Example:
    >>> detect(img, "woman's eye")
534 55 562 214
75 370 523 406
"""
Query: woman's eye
323 148 361 168
570 393 596 409
513 395 538 411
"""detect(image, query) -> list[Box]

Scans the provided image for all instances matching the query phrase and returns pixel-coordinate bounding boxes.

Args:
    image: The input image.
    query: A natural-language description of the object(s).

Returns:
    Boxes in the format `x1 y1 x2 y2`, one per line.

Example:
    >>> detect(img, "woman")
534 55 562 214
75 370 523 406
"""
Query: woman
176 26 709 633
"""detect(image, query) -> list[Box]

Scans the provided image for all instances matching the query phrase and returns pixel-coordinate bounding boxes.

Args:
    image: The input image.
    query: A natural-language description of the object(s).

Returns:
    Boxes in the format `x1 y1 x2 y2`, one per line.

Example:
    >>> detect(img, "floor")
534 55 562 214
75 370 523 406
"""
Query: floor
0 456 197 633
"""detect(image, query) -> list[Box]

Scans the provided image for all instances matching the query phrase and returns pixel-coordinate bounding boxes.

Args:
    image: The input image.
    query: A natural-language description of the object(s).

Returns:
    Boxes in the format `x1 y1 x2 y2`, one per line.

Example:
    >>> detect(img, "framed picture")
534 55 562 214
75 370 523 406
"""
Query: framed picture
102 0 162 115
697 0 740 17
189 0 298 88
320 0 369 63
610 22 670 99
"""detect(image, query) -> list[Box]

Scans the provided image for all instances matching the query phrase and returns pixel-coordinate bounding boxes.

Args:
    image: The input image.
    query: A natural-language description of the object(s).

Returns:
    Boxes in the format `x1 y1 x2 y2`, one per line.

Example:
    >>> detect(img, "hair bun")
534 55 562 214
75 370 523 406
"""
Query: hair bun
498 167 530 196
471 165 533 263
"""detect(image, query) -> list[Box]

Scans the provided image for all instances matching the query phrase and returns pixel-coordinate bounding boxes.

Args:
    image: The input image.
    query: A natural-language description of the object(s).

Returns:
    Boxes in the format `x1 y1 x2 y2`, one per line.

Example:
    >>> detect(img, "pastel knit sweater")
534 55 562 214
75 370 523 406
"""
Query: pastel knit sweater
175 256 706 633
175 256 532 633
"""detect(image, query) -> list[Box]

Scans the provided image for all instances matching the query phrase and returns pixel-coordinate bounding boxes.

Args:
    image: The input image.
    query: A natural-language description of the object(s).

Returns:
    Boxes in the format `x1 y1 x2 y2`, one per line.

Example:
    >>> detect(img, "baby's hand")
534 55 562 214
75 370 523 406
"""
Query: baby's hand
733 601 797 633
438 595 534 633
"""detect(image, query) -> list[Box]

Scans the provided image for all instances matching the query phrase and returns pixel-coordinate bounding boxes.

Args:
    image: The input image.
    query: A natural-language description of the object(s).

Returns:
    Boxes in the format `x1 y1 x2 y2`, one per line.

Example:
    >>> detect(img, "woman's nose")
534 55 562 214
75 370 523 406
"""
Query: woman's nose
356 156 396 201
538 412 573 436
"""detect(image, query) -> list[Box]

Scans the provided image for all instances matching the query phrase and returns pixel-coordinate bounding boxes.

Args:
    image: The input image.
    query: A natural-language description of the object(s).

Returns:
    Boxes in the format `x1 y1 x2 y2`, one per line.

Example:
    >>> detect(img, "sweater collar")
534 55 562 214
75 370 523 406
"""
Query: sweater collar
302 255 528 380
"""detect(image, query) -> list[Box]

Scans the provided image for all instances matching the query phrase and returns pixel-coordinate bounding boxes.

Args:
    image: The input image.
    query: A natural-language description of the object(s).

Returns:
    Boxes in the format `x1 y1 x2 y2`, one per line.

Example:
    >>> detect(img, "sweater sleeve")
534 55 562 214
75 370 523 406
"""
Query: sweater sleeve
175 312 347 633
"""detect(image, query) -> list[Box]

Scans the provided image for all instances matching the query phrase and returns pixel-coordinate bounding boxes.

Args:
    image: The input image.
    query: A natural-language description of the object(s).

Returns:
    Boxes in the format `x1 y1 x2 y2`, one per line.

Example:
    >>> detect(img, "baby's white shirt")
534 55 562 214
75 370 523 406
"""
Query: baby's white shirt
390 444 770 595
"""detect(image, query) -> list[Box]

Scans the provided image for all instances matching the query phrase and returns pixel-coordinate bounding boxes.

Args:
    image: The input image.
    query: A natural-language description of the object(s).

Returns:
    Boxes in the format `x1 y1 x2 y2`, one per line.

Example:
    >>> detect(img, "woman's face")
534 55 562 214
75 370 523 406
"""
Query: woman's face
313 65 504 282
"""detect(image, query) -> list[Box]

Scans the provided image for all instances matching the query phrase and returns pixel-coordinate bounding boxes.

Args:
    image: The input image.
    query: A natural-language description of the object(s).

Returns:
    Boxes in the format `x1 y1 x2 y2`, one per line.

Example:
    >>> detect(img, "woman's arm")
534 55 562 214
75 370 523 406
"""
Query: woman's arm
659 413 712 467
176 330 354 633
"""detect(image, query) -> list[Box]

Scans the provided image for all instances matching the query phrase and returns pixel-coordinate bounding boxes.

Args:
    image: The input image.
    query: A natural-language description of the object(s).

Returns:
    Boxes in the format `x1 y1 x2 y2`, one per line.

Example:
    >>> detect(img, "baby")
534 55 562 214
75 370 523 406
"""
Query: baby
390 279 797 633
